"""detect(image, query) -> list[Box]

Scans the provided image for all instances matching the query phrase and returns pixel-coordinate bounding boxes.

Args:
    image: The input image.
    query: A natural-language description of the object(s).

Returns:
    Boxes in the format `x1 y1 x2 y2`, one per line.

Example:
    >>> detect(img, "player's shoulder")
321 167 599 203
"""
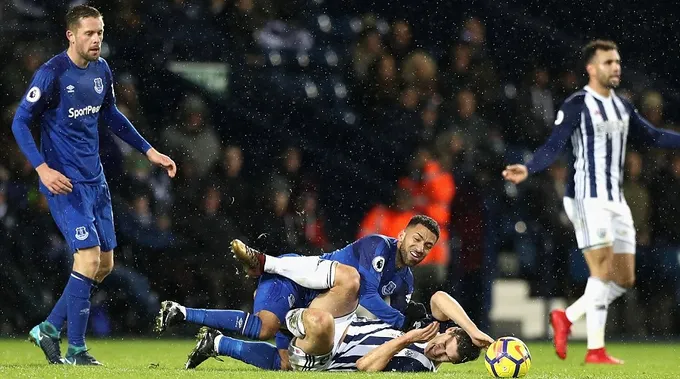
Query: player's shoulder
358 234 396 247
37 51 70 79
612 91 634 110
96 57 111 69
562 89 587 108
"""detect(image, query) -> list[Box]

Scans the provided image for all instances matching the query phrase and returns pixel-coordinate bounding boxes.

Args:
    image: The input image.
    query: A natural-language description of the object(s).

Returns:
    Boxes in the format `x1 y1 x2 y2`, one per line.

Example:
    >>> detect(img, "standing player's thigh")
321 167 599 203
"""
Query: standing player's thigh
45 185 100 252
611 201 636 255
93 183 117 252
563 197 613 250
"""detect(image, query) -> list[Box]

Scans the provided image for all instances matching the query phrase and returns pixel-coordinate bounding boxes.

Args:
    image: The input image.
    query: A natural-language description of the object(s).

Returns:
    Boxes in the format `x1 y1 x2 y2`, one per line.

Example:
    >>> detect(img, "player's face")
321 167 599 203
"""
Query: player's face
397 224 437 267
68 17 104 62
424 328 461 363
589 49 621 89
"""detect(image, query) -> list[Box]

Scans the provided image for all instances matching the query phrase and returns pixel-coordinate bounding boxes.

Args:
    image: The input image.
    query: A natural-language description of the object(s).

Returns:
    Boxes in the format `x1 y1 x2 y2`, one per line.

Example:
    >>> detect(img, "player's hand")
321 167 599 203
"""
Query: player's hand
146 148 177 178
468 329 495 348
502 164 528 184
405 321 439 343
36 163 73 195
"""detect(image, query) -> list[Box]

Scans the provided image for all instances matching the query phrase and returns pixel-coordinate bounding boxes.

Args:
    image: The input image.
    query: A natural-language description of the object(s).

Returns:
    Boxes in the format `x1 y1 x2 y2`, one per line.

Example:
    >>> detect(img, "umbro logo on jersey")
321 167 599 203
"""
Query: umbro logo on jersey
66 85 75 93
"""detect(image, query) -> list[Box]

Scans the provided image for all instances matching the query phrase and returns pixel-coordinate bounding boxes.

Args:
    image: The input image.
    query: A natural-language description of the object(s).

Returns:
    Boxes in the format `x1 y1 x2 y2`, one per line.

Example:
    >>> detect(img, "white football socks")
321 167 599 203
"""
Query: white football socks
264 256 337 290
584 277 609 349
565 281 628 323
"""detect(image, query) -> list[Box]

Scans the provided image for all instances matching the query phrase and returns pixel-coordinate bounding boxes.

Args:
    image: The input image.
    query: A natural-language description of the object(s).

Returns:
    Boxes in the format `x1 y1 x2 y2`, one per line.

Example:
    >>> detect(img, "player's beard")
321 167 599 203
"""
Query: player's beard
80 46 100 62
600 72 620 89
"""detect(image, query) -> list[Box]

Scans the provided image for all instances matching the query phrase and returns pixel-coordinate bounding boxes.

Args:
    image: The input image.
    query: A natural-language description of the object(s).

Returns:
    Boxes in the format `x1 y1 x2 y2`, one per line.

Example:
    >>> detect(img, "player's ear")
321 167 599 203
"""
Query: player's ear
66 29 75 45
585 61 595 77
398 230 406 241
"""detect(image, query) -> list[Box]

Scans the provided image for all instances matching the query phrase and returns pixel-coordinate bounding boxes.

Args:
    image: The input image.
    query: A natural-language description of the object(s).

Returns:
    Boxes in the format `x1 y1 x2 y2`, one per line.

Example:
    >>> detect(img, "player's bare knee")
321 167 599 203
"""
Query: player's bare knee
303 309 334 341
335 264 360 296
617 275 635 289
97 253 114 277
74 248 101 277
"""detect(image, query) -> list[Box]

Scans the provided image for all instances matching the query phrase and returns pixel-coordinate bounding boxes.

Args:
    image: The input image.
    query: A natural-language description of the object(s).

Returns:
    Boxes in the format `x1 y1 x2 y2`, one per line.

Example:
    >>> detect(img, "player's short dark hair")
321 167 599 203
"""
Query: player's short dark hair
406 215 440 241
451 328 481 364
582 40 618 66
66 5 102 30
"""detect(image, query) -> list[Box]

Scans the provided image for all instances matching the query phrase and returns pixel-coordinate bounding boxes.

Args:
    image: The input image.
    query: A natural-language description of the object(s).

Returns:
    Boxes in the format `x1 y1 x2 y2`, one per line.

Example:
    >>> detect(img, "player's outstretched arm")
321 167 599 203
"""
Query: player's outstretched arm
430 291 494 348
356 322 439 372
503 97 582 183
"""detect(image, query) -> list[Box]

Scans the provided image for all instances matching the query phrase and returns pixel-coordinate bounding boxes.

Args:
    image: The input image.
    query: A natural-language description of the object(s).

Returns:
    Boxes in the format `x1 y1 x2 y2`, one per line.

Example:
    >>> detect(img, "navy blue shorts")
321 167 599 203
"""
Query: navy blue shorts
46 182 117 253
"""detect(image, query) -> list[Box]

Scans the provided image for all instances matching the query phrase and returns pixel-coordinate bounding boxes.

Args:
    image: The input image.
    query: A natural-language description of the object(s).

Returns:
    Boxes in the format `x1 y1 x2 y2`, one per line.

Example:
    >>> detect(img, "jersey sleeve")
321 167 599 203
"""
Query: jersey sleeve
100 59 152 154
356 236 406 328
624 99 680 149
11 65 58 168
525 95 583 174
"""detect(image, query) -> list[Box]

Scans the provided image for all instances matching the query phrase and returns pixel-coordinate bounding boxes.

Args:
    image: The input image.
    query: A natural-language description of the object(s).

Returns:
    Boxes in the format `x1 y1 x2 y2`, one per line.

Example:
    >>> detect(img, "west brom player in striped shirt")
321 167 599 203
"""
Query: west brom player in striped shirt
503 40 680 364
185 289 493 372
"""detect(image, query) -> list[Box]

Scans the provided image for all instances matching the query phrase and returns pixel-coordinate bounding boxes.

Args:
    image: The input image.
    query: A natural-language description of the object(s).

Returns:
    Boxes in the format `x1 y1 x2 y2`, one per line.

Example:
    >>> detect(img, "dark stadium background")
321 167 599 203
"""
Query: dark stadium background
1 0 679 339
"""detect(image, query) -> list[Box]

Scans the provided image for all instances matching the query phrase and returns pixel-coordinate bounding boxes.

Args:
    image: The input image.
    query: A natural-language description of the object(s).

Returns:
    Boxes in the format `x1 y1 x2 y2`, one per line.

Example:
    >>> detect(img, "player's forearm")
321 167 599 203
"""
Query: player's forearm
11 111 45 169
430 291 477 332
356 334 411 372
359 294 405 329
102 105 152 154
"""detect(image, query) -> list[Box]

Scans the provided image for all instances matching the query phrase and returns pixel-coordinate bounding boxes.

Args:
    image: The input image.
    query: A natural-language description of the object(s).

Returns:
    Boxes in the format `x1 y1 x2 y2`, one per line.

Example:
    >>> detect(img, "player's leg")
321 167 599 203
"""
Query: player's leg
607 203 636 302
286 308 335 370
158 273 294 340
551 198 616 362
231 239 340 290
185 327 286 370
306 264 360 318
29 186 102 365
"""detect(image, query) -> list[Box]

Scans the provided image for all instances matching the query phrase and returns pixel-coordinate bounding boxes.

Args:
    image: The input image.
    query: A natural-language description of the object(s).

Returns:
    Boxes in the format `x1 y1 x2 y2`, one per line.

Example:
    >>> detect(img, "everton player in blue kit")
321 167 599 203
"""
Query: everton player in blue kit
11 5 176 365
156 215 439 369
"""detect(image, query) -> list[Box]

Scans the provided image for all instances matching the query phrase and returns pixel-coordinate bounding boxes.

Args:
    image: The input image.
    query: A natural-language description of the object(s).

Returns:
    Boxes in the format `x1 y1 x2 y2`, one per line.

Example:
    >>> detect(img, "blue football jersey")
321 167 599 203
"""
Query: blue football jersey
12 51 150 194
321 234 413 328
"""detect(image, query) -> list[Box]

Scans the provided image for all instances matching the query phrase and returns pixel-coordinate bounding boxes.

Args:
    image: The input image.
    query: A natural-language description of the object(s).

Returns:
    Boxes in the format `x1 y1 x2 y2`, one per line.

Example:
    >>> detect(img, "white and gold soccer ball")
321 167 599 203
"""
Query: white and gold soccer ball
484 336 532 378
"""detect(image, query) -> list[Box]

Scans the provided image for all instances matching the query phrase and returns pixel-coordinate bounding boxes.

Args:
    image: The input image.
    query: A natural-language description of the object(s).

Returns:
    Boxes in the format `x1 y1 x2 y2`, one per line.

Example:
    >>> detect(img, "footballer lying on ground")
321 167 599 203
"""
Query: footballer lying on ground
166 263 493 371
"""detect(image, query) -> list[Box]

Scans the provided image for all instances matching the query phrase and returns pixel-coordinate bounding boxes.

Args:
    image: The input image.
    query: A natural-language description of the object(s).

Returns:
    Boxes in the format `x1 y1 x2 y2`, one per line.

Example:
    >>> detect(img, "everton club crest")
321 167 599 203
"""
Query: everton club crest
94 78 104 94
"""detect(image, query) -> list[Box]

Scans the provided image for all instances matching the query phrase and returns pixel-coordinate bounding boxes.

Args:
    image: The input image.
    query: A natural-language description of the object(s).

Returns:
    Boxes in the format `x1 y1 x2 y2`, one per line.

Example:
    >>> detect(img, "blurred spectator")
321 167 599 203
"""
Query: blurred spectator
388 20 413 63
353 29 384 80
162 94 221 176
211 145 251 223
294 191 332 254
518 67 555 148
624 151 651 246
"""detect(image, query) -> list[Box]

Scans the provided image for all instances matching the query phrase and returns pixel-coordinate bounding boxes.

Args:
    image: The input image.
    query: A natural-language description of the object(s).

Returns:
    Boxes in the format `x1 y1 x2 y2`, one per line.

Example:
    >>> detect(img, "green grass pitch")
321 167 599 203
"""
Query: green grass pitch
0 338 679 378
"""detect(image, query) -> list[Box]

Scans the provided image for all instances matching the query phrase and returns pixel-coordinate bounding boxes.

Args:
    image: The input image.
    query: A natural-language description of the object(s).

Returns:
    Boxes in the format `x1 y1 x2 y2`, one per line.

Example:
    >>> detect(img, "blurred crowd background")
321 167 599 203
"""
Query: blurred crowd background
2 0 680 339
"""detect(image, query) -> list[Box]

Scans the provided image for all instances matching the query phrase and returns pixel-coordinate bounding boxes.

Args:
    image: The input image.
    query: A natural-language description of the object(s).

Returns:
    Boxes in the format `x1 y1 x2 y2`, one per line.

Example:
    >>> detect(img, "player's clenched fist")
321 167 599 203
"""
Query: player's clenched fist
502 164 528 184
36 163 73 194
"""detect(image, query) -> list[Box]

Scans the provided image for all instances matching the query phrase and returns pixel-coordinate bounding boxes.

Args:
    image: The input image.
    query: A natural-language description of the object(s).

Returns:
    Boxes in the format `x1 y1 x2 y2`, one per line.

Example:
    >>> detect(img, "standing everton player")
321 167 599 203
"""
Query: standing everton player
11 5 176 365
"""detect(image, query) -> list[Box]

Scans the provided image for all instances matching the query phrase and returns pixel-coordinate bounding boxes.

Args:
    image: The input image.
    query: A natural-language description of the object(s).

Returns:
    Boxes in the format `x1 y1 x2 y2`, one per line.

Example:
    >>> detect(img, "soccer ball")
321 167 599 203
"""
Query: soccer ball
484 336 532 378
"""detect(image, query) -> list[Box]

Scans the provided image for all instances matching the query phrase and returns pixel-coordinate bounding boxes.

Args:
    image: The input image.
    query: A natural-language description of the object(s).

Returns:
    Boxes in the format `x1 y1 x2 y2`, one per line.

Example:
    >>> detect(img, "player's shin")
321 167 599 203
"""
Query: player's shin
185 308 263 340
65 272 94 352
584 277 609 350
215 335 282 370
